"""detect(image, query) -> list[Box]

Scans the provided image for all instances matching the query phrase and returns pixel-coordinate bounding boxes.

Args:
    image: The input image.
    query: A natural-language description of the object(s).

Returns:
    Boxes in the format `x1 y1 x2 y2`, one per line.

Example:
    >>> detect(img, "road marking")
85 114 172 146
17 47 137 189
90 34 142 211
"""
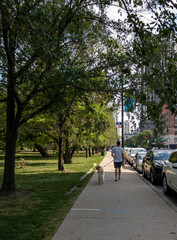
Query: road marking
71 208 128 212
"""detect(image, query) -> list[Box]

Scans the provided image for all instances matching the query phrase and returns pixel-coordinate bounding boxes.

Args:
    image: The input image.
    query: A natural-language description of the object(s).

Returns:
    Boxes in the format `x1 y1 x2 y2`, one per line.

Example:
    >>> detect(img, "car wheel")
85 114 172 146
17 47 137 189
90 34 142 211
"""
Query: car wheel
150 171 156 185
163 175 170 195
142 167 147 178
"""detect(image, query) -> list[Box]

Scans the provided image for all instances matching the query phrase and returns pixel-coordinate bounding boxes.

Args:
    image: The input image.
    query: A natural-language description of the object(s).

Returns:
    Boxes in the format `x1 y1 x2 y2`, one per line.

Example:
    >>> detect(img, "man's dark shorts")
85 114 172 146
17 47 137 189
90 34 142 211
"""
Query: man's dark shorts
114 162 122 168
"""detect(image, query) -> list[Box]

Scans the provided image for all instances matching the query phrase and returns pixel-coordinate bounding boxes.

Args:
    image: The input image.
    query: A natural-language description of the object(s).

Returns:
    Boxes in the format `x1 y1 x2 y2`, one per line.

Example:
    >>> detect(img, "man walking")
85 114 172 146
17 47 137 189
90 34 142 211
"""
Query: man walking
111 140 124 181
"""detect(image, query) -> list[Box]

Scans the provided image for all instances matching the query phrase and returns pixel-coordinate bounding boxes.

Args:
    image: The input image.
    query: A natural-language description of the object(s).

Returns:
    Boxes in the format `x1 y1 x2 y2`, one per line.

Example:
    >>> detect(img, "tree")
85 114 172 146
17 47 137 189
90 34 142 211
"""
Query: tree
0 0 118 195
17 120 51 157
103 110 118 146
36 92 113 166
125 130 154 148
0 103 6 151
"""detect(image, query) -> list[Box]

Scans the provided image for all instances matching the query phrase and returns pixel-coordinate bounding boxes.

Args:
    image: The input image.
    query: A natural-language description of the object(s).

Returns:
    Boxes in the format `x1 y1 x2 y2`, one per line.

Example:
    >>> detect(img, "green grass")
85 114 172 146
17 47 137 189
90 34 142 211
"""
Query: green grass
0 151 104 240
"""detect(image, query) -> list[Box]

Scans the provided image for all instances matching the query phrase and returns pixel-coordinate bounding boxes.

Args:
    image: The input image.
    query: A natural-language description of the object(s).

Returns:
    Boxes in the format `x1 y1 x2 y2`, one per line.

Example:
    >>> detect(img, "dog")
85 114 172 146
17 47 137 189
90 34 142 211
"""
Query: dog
96 166 105 185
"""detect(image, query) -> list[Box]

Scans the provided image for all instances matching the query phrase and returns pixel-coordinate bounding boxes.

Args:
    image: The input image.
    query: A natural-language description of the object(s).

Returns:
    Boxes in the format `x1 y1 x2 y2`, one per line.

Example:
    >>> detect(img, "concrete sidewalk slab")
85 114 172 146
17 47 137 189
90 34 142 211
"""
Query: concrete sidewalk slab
52 152 177 240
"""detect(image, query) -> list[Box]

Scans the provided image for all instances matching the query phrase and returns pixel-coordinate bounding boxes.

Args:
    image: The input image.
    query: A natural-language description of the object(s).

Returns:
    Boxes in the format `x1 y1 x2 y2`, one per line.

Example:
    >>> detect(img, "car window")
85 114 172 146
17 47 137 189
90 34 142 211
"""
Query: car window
139 153 146 159
139 149 145 152
169 152 177 163
153 152 170 160
132 149 139 154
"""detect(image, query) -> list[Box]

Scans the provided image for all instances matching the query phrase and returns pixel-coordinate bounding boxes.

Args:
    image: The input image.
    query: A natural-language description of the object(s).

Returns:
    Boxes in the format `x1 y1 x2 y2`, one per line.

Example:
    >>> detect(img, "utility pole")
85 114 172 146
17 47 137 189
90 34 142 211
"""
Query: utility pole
121 84 124 149
116 105 118 136
121 82 125 166
116 97 120 136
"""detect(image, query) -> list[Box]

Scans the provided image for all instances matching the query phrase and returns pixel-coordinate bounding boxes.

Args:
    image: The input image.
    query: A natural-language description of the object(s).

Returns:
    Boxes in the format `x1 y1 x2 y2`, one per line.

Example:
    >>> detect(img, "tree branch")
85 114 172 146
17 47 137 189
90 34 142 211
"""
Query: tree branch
14 54 39 80
22 62 51 109
19 101 53 126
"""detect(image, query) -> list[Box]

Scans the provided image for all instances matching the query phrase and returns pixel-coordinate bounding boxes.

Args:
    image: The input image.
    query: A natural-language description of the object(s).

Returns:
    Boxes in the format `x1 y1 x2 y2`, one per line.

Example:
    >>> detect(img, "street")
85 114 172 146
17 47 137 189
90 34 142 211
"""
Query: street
133 167 177 210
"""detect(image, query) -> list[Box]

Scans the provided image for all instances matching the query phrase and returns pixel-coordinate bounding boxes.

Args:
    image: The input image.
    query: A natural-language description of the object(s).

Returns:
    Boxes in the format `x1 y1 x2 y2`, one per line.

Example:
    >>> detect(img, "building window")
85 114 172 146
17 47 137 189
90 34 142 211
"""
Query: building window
174 138 177 143
175 131 177 136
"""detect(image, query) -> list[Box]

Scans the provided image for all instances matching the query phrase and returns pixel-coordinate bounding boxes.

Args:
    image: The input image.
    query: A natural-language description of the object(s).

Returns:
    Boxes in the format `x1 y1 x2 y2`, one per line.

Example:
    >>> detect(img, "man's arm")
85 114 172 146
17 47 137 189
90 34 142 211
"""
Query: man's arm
111 148 114 157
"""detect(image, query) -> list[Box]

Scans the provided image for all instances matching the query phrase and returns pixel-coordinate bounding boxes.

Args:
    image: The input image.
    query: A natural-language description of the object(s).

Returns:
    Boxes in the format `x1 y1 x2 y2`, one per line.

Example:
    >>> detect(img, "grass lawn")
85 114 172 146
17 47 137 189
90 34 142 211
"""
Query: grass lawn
0 151 104 240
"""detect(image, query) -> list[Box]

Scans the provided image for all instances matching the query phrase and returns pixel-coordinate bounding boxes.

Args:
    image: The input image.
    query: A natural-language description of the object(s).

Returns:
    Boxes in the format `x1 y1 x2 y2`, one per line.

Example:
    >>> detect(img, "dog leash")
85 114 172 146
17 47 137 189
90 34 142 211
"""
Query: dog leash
101 160 114 168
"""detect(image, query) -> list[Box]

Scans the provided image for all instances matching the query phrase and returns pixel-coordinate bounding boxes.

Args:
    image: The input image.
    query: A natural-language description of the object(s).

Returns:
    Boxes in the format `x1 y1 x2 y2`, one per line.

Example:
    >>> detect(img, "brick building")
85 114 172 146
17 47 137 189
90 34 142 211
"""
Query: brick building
162 104 177 148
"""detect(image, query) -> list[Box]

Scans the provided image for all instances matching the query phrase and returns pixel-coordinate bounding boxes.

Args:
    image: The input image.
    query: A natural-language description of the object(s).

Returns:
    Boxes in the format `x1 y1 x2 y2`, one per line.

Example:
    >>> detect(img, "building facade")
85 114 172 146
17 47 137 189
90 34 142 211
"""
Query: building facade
162 105 177 148
124 120 133 135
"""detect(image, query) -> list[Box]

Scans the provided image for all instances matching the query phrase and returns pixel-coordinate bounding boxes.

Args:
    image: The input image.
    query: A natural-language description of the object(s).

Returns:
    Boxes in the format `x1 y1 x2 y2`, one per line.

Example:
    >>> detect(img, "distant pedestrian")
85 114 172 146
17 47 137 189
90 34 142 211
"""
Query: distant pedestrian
111 140 124 181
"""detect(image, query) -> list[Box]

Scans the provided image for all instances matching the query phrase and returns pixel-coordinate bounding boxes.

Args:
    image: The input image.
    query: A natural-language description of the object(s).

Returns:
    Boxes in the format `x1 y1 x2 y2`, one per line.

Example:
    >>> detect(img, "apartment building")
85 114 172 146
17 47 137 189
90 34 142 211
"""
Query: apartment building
124 120 133 135
140 119 155 132
162 104 177 148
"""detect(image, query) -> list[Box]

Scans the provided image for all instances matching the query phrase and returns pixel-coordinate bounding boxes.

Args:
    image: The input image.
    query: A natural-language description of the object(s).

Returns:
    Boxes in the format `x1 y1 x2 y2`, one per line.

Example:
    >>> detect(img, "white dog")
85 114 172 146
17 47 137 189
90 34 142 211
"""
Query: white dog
96 166 105 185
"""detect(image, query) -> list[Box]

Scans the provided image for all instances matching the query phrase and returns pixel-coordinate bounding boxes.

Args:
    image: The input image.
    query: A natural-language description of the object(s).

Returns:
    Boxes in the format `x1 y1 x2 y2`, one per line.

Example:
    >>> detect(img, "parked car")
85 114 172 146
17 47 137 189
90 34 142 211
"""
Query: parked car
162 150 177 195
133 151 147 173
124 147 132 164
142 149 175 185
129 148 146 166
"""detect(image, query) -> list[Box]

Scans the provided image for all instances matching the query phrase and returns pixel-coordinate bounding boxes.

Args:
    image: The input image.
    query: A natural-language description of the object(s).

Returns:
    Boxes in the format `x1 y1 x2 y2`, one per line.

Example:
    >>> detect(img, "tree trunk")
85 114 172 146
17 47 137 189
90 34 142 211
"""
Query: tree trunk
89 147 91 157
64 138 72 164
34 144 49 158
0 129 17 196
70 146 76 159
0 80 18 195
64 152 72 164
58 122 64 171
92 147 95 155
95 147 99 153
86 148 88 158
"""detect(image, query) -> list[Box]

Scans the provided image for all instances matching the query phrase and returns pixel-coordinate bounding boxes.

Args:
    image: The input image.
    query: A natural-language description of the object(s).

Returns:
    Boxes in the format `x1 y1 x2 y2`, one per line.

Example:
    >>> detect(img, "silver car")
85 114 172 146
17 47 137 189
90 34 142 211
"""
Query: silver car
124 147 132 164
133 152 147 173
163 150 177 194
129 148 146 166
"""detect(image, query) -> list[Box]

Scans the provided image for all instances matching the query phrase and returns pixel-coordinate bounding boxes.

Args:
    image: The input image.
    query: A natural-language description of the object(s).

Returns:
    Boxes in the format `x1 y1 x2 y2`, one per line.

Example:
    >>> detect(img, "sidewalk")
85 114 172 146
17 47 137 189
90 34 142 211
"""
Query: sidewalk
52 152 177 240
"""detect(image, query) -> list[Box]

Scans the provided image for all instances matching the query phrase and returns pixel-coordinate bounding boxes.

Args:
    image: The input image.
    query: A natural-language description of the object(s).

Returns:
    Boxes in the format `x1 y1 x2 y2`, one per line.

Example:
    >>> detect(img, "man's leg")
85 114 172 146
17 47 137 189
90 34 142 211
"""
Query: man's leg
118 167 121 180
115 168 118 181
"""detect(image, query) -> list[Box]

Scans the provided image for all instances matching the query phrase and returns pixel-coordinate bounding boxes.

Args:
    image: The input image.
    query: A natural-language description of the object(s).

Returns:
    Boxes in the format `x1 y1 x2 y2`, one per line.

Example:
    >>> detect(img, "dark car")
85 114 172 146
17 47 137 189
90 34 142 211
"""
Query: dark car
142 149 175 185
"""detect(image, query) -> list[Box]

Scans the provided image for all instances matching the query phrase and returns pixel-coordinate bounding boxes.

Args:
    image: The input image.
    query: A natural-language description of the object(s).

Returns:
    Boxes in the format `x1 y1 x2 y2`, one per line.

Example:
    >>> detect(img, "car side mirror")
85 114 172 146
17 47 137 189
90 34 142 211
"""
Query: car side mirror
172 163 177 169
